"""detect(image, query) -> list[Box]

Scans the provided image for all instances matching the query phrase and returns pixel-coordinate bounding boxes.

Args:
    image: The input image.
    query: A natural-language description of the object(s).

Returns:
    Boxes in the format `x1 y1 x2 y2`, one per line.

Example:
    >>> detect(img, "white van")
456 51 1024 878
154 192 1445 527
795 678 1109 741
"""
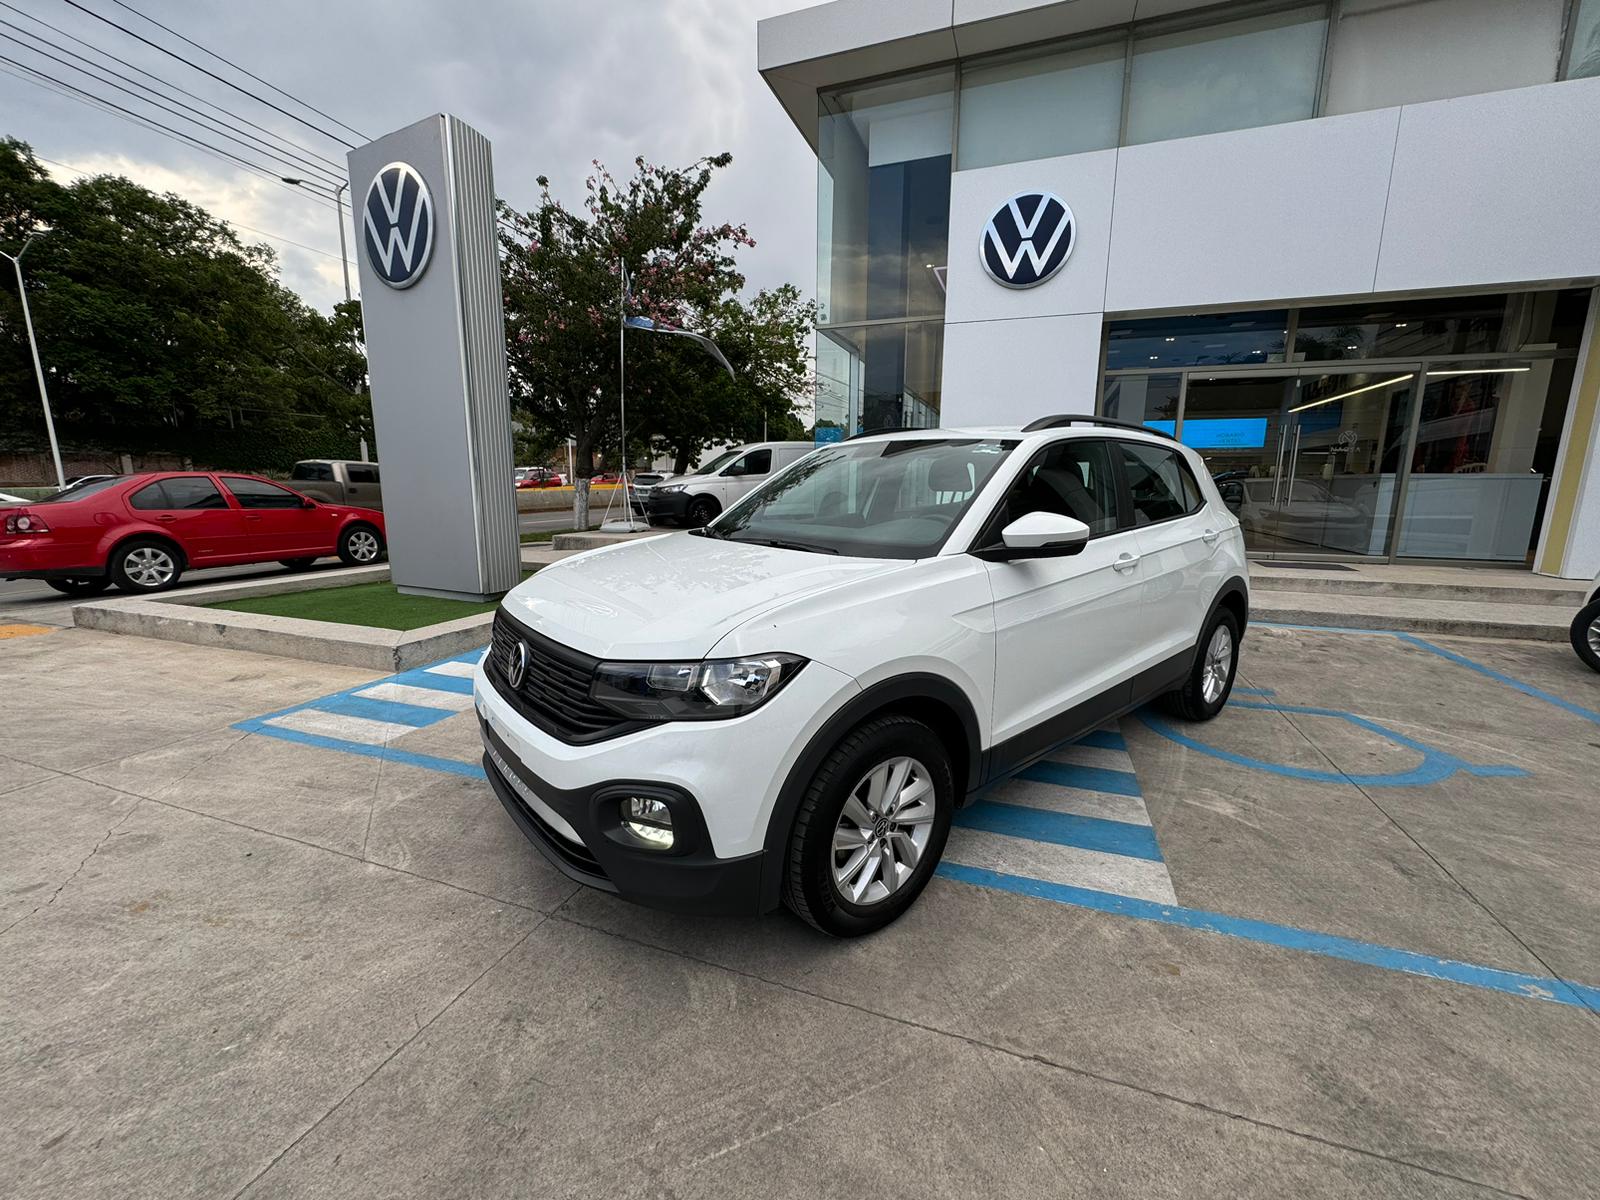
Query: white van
639 441 813 527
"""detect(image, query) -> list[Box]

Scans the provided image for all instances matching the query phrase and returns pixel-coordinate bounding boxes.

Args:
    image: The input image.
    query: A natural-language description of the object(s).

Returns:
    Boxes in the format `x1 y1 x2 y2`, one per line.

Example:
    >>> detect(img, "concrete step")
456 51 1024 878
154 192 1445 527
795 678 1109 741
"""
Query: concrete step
1249 572 1588 607
1252 588 1573 642
550 530 661 551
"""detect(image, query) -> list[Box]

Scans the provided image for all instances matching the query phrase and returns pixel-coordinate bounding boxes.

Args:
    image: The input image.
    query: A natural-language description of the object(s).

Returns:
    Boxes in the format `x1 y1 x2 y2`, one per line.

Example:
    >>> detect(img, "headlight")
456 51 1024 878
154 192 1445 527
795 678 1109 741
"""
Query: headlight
656 483 685 493
592 653 806 720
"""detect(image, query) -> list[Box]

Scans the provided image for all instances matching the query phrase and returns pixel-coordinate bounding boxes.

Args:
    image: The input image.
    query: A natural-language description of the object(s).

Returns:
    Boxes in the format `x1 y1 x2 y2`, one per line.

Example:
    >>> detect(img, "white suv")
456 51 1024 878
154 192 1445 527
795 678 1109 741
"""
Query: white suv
474 418 1248 935
637 441 814 527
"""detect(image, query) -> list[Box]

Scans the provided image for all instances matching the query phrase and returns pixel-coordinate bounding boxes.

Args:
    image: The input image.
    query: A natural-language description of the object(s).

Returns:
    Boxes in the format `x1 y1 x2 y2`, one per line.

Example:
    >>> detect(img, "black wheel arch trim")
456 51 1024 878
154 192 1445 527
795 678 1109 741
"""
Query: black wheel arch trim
758 671 982 913
1205 575 1250 633
108 530 187 572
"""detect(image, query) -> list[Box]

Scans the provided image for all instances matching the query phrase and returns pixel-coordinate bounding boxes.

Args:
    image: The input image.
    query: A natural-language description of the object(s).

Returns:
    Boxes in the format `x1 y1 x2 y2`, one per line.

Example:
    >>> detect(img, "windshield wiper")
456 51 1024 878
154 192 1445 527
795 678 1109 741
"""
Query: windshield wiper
730 536 838 555
687 525 726 539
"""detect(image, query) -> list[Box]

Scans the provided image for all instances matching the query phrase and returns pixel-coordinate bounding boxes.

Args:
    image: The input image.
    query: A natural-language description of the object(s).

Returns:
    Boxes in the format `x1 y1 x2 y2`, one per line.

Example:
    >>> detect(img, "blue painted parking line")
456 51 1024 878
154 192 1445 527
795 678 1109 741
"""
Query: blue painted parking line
386 667 476 695
232 717 490 779
317 693 456 728
954 801 1163 861
1075 728 1127 752
1018 760 1142 797
936 863 1600 1012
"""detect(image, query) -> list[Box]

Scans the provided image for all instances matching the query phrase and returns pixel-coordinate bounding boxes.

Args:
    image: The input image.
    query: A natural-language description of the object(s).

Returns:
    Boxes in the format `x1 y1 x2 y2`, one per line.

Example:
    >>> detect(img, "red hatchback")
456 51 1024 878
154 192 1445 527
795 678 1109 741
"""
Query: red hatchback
0 472 387 597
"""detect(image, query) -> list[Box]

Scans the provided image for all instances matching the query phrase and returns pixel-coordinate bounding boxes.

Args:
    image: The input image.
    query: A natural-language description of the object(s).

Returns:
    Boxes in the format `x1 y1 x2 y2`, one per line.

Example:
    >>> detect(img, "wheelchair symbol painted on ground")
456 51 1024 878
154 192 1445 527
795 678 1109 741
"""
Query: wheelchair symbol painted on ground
1138 688 1527 787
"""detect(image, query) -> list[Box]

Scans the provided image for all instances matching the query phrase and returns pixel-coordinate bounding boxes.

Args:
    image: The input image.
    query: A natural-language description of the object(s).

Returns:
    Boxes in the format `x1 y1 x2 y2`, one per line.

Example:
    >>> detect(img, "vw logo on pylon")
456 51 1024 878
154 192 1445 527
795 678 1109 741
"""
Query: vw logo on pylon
981 191 1075 289
363 162 435 289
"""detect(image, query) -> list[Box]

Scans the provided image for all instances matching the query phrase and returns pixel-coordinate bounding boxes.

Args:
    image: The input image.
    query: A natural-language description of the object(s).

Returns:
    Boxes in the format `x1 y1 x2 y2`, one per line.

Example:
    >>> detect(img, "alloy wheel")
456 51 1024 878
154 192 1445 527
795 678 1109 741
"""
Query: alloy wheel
124 546 176 588
1201 623 1234 705
1589 615 1600 658
831 755 936 907
348 530 380 562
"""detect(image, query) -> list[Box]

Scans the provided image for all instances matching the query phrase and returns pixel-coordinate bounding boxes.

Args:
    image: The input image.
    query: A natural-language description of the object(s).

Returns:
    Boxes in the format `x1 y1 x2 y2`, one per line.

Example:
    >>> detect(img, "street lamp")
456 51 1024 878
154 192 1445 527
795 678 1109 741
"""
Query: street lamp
281 176 352 304
1 235 66 489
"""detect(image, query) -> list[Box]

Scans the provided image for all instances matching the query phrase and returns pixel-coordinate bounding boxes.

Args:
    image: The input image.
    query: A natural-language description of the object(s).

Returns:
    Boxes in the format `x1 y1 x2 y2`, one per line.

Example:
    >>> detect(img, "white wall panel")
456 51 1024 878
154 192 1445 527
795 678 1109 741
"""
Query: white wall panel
1103 107 1398 312
945 149 1117 324
941 313 1105 427
1375 77 1600 294
1324 0 1563 116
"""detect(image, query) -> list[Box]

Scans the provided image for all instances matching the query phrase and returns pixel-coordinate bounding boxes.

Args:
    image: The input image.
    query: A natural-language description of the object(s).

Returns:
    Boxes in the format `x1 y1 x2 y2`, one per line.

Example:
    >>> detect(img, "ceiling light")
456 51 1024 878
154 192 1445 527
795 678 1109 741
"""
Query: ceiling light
1425 366 1532 377
1394 322 1408 328
1289 373 1414 414
1165 337 1176 342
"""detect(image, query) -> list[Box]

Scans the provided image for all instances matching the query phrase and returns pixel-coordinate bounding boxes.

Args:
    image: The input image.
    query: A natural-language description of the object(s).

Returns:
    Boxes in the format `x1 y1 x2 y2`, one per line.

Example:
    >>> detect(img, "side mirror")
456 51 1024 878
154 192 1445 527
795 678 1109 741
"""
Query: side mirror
301 498 317 509
979 511 1092 561
1219 483 1244 513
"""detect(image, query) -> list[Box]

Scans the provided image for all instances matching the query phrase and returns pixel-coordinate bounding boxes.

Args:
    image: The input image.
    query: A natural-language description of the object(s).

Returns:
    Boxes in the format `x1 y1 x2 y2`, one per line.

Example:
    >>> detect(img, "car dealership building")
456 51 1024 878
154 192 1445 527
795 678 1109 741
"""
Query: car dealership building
757 0 1600 577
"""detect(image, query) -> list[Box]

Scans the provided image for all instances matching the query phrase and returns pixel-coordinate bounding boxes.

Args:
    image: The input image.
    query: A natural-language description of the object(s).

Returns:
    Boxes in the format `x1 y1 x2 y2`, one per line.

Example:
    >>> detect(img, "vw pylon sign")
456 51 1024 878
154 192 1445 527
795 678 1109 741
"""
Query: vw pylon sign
362 162 434 289
981 191 1075 289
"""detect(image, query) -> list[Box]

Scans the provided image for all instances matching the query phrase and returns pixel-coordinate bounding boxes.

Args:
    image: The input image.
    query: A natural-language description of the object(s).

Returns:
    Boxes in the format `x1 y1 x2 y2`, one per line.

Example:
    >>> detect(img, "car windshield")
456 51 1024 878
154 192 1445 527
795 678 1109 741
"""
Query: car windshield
694 449 740 475
33 477 123 503
703 438 1017 559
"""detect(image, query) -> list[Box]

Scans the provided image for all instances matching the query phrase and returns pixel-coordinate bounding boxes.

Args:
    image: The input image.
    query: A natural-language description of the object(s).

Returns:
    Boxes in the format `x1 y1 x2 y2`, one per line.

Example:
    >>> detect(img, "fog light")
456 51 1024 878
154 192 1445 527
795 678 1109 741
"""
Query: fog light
621 797 674 849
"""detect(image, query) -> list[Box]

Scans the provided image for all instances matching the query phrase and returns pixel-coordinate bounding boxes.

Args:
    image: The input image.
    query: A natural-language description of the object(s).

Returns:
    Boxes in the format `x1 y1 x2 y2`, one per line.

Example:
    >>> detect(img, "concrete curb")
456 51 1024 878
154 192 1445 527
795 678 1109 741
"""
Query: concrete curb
71 565 495 671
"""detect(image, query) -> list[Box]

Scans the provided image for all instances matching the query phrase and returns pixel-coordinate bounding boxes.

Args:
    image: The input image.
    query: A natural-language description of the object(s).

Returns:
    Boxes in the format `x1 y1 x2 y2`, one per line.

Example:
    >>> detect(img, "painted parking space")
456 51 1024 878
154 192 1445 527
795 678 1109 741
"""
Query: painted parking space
230 630 1600 1012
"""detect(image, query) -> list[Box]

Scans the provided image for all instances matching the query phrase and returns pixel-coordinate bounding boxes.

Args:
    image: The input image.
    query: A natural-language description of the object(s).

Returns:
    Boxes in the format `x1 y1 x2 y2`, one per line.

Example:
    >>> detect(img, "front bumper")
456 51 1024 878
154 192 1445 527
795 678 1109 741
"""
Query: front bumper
643 490 691 522
473 649 858 916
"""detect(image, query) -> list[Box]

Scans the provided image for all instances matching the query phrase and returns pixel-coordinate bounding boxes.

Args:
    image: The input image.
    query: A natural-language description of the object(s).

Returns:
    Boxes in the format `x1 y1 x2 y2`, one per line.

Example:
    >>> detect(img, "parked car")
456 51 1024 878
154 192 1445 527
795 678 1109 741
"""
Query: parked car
516 468 563 489
475 418 1248 935
640 441 814 527
1571 570 1600 672
0 472 386 596
289 459 382 510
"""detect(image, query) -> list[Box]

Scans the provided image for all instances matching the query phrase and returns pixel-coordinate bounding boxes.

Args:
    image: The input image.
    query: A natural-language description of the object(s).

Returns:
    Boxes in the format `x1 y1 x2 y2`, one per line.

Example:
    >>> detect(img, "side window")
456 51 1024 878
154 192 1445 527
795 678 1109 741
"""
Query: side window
290 462 333 482
1177 457 1206 514
222 476 305 509
727 449 772 477
129 482 167 510
1118 443 1192 525
347 466 378 484
161 476 226 509
994 439 1121 538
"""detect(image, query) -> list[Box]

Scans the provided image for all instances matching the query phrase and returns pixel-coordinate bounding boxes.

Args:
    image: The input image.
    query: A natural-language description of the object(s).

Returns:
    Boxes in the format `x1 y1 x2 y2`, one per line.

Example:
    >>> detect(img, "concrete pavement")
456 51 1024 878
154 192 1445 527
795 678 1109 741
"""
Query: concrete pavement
2 621 1597 1199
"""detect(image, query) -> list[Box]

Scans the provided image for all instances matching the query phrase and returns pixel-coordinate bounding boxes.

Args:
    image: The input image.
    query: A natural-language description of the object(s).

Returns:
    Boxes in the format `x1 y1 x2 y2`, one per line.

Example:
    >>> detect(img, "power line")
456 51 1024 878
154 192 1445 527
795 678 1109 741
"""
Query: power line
0 57 338 213
0 1 345 178
0 26 345 187
58 0 362 148
109 0 369 144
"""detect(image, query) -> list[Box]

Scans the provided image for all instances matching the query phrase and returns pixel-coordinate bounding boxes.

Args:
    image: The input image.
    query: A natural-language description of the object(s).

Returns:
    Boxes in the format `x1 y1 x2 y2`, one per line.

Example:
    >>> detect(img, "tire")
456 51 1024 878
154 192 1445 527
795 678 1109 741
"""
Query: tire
110 538 183 594
685 496 720 529
45 577 110 598
1571 598 1600 673
279 557 318 571
1159 607 1241 721
337 523 384 566
783 714 955 937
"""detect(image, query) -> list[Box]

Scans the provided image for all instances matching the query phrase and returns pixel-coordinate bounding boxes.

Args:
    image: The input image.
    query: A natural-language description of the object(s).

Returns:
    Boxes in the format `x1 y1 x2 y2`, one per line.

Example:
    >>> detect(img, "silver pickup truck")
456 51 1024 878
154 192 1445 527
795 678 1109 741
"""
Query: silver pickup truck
288 460 383 510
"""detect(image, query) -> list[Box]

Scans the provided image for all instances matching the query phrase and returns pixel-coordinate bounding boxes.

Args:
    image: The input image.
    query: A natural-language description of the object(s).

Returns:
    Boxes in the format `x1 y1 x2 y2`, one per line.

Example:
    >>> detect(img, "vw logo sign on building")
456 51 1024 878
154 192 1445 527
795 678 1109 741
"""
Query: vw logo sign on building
363 162 435 289
981 191 1075 289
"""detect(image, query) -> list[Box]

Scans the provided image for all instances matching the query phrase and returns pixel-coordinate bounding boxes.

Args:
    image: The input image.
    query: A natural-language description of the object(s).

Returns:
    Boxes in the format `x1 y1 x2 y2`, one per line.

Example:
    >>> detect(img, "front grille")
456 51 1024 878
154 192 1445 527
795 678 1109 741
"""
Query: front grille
487 609 642 744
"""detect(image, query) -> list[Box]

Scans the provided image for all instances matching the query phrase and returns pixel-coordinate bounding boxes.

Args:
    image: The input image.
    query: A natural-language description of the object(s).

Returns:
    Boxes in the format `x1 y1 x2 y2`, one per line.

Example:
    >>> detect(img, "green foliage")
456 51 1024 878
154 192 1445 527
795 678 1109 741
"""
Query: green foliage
0 136 368 464
499 153 812 476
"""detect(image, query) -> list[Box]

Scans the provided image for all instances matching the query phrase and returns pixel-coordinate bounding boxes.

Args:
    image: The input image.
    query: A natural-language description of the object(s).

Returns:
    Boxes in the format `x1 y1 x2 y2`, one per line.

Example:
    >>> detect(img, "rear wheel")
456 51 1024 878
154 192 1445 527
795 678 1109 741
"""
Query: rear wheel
110 539 183 594
279 557 318 571
1571 599 1600 673
337 523 384 566
685 496 720 529
46 577 110 598
783 714 954 937
1159 608 1240 721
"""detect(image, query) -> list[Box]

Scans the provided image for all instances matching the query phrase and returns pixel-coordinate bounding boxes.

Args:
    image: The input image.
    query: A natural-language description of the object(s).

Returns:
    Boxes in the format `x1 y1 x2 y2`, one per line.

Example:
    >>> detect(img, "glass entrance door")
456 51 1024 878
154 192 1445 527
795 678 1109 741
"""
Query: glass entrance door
1180 369 1417 557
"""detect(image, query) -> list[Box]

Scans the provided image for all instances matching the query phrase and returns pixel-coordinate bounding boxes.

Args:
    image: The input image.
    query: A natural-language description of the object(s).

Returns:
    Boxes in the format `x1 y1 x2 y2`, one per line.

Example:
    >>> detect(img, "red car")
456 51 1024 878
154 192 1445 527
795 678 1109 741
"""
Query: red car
0 472 387 597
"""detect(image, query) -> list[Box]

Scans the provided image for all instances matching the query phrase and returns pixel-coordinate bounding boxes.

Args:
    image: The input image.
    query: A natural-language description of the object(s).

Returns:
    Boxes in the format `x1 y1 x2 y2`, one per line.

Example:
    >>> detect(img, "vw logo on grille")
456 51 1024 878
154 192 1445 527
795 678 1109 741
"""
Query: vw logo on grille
981 191 1075 289
506 640 530 691
363 162 434 289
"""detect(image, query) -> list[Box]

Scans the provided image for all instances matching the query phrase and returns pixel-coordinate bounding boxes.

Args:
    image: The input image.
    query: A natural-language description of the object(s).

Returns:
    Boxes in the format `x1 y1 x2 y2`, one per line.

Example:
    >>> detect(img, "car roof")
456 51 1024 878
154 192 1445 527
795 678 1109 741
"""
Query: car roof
841 421 1184 450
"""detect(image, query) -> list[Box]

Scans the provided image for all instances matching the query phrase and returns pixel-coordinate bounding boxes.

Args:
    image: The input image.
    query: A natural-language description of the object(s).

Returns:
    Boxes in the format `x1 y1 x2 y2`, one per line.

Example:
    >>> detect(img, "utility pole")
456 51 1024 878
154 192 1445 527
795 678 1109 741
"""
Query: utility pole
2 236 65 489
284 177 366 459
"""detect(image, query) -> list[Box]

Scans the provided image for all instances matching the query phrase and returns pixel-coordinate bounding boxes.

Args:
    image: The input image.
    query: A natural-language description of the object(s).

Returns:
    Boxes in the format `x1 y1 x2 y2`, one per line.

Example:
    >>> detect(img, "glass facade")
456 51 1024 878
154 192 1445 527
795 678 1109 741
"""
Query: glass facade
956 40 1125 169
1567 0 1600 78
1099 289 1590 563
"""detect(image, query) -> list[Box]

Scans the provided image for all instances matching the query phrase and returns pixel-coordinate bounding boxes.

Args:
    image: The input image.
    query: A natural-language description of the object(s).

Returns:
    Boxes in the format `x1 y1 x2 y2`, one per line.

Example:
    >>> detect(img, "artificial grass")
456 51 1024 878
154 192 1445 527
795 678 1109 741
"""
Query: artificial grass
209 580 502 631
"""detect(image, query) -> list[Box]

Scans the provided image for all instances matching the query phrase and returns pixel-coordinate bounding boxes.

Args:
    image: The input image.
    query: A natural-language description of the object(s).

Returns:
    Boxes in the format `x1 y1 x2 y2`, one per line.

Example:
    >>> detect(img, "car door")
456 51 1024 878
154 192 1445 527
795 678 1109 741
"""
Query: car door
1116 440 1222 669
344 463 381 510
979 437 1147 771
720 448 773 505
126 475 249 563
220 475 330 557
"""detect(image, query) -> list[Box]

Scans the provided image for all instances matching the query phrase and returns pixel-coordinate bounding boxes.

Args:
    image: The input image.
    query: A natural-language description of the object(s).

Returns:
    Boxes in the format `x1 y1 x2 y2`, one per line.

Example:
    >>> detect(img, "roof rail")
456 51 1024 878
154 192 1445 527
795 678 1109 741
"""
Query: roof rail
1020 415 1178 440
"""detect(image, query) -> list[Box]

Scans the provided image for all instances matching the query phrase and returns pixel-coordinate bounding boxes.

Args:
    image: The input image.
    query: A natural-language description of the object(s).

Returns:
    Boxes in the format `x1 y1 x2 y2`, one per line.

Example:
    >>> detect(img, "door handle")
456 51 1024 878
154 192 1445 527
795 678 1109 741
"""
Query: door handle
1201 528 1220 545
1112 553 1141 573
244 514 262 521
154 514 177 522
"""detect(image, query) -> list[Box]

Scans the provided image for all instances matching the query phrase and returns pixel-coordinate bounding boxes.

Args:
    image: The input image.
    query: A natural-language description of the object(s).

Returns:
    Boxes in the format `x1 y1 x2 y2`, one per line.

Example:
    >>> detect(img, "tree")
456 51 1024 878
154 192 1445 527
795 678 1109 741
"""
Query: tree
0 137 368 471
499 153 811 480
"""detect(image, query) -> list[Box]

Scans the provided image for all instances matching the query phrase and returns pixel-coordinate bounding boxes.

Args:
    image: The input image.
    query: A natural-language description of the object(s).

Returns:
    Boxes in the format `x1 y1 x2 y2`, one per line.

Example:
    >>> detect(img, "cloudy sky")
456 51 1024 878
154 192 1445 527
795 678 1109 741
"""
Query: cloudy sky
0 0 816 314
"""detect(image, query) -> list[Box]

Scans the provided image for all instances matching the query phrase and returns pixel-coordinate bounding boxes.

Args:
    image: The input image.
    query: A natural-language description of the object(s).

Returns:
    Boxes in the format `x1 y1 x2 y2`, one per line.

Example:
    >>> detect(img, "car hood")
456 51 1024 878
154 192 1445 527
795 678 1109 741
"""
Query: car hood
499 532 910 659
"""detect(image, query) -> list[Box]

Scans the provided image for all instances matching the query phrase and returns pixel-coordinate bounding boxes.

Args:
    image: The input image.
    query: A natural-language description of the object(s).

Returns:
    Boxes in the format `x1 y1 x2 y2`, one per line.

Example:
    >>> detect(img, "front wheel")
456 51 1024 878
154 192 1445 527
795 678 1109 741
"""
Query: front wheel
783 714 954 937
337 523 384 566
1571 599 1600 673
685 496 720 529
1159 608 1240 721
46 577 111 598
